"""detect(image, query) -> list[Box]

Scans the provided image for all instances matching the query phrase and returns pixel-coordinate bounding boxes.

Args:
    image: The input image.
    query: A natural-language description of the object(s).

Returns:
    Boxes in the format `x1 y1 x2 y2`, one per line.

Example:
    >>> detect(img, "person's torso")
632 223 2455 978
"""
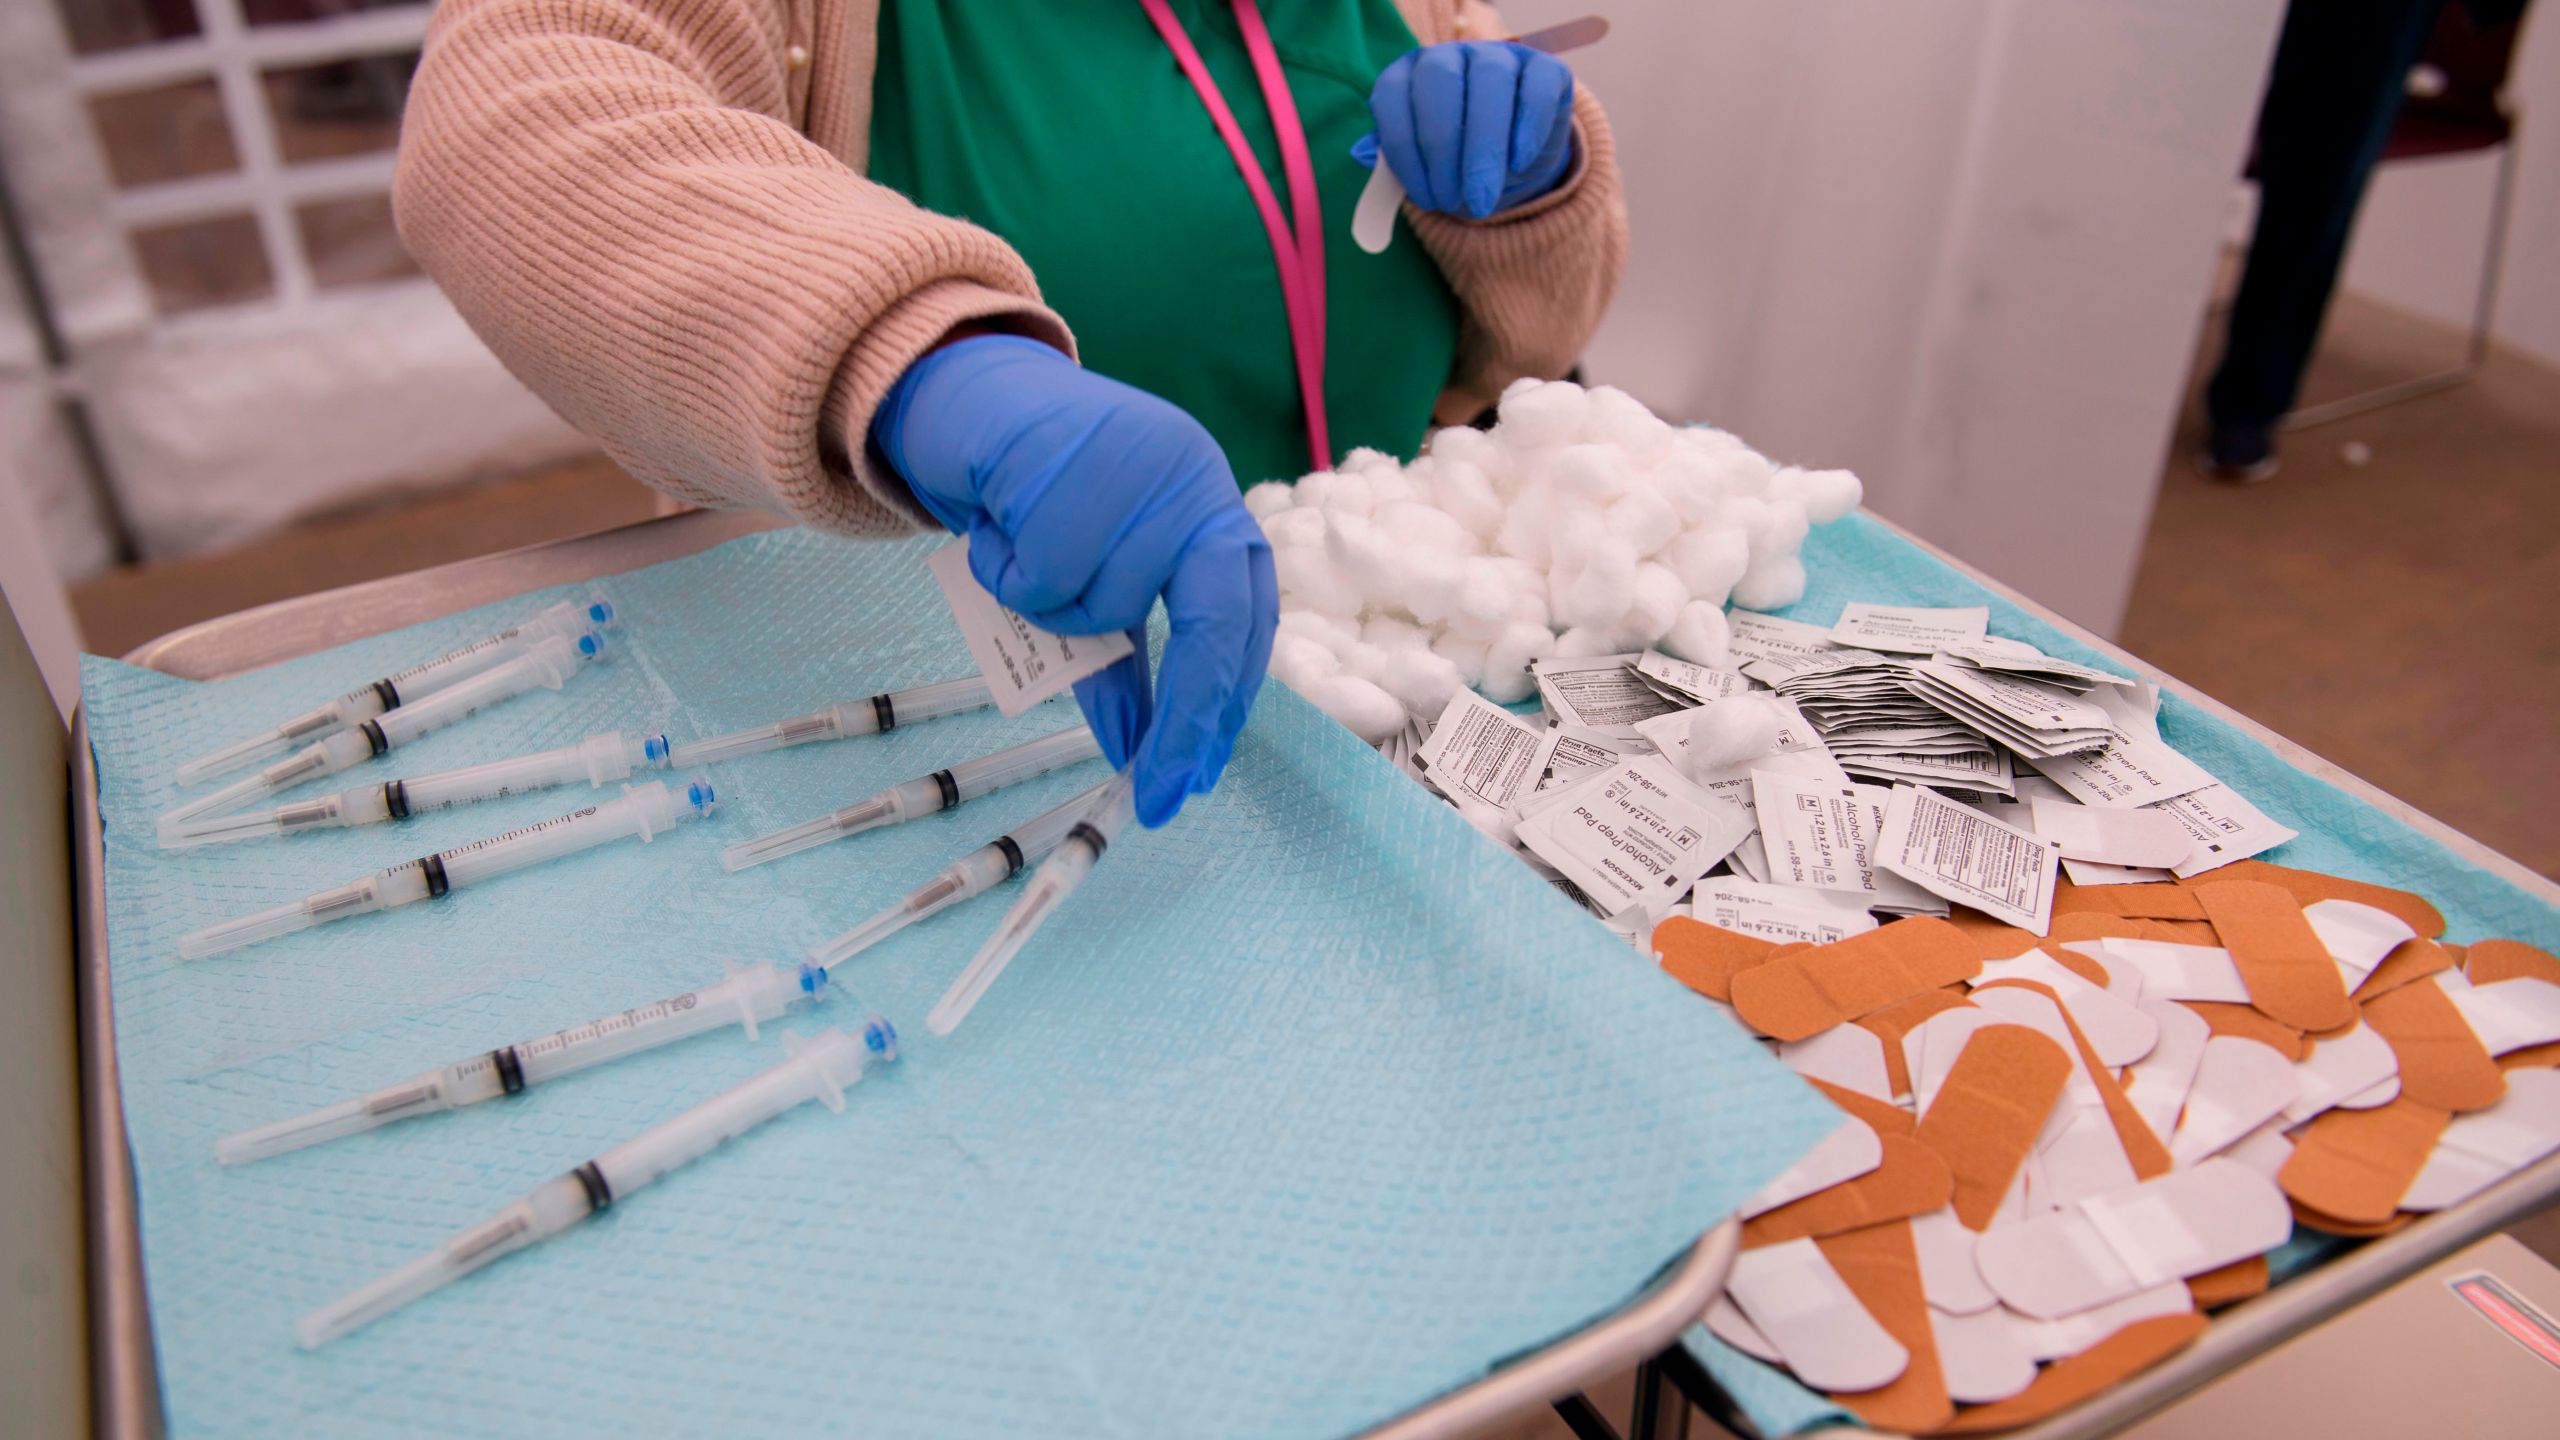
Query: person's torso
868 0 1463 487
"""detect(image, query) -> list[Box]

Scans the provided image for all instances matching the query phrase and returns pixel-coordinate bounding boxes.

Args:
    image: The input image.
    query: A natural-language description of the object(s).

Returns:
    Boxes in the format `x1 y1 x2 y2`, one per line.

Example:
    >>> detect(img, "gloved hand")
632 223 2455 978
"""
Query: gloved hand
1355 40 1576 220
872 334 1278 827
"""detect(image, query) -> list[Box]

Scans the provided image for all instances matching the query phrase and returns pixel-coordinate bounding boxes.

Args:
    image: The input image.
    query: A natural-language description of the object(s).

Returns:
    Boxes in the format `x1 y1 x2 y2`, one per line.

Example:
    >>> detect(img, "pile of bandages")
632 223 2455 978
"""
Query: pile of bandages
1254 378 1860 743
1373 596 2560 1431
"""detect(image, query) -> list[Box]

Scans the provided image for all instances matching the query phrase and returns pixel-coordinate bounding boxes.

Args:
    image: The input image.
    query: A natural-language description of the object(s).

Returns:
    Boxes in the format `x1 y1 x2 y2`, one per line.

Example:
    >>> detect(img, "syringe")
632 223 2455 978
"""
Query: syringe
666 675 998 768
217 960 820 1164
296 1021 895 1348
803 779 1115 976
179 776 718 960
160 728 672 849
173 592 617 784
927 769 1138 1036
160 631 608 835
720 724 1103 871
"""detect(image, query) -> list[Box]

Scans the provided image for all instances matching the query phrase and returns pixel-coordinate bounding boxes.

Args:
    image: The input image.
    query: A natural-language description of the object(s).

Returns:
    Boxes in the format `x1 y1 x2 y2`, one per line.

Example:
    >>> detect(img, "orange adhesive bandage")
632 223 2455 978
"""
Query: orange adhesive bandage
2351 937 2457 1002
1733 919 1981 1042
2191 860 2444 938
1744 1135 1954 1247
1934 1314 2207 1434
1912 1025 2073 1229
2361 978 2506 1112
1654 917 1778 1002
2467 939 2560 988
1816 1221 1954 1433
2278 1099 2453 1224
2195 881 2355 1032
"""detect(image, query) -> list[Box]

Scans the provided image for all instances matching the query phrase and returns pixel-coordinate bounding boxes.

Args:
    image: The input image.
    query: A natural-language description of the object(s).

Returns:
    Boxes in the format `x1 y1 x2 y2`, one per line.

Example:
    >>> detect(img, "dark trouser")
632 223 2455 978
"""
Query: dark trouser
2206 0 2446 430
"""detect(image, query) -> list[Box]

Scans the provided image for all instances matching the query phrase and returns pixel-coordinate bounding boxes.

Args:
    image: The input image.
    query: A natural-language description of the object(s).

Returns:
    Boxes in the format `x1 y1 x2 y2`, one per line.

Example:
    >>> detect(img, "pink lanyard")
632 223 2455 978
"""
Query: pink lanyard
1137 0 1332 471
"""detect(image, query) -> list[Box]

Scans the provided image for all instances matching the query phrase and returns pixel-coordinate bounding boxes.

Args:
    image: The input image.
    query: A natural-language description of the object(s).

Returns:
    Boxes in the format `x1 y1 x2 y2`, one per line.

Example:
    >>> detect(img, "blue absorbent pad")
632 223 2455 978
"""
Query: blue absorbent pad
84 527 1839 1440
1678 513 2560 1436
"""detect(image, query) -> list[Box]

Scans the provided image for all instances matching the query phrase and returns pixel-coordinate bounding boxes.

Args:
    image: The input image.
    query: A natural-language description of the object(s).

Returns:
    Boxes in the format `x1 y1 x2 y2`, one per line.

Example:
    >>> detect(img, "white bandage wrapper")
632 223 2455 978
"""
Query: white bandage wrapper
1740 1117 1884 1218
1413 689 1549 812
1531 654 1685 738
1705 1295 1784 1364
2401 1069 2560 1211
1933 1308 2040 1403
1970 949 2159 1067
2222 1119 2296 1181
2169 1038 2300 1165
927 544 1133 716
1779 1024 1895 1102
1976 1160 2286 1319
1905 1008 2010 1117
1726 1238 1911 1394
2449 978 2560 1056
2004 1281 2196 1363
2157 783 2298 879
2282 1022 2401 1125
1636 649 1749 703
2033 1107 2143 1211
1692 879 1880 946
1751 771 1937 911
1726 611 1839 665
2072 938 2251 1004
1909 1207 1998 1315
2121 999 2212 1144
2300 898 2417 992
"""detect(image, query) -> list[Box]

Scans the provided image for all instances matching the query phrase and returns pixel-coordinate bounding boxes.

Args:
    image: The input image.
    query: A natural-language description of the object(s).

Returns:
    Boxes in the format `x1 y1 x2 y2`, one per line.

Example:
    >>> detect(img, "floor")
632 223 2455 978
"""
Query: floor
60 285 2560 1440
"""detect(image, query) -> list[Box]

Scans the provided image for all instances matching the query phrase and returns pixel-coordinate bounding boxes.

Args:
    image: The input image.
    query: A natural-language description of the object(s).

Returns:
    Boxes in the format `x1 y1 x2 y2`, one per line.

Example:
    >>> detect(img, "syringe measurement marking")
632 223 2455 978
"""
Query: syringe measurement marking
512 993 703 1062
432 806 601 862
385 626 523 687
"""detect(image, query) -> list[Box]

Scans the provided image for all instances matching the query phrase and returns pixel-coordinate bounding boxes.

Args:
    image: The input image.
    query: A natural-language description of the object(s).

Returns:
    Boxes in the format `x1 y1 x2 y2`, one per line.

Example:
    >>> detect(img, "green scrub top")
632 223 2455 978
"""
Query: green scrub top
868 0 1464 488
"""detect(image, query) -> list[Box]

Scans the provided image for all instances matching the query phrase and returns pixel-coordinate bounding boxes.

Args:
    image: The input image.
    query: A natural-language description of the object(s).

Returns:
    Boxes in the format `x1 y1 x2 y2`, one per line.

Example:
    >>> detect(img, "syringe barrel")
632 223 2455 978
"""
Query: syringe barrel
372 633 596 749
177 863 432 959
872 676 997 730
395 731 667 813
947 725 1104 802
1008 779 1119 863
591 1025 889 1198
432 776 714 889
510 961 798 1086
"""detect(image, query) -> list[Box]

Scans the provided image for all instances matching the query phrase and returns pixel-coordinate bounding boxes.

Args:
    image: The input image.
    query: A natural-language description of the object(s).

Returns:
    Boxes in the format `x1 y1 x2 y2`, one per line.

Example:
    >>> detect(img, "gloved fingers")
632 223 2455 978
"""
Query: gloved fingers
1408 43 1470 213
1368 52 1432 207
1202 538 1279 786
964 518 1099 627
1511 47 1575 178
1132 514 1277 828
1350 131 1381 169
1013 452 1244 638
1457 41 1521 218
1070 627 1153 770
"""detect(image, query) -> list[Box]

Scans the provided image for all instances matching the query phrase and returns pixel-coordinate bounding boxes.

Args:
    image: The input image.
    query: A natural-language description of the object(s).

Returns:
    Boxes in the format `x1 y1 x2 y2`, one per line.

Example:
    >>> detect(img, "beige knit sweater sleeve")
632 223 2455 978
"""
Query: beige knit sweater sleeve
394 0 1072 535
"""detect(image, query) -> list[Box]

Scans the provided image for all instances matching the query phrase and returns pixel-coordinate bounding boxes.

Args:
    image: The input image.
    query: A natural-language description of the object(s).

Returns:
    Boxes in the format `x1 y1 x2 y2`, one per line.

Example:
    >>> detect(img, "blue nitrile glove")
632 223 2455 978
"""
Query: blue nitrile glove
1355 40 1576 220
872 334 1278 827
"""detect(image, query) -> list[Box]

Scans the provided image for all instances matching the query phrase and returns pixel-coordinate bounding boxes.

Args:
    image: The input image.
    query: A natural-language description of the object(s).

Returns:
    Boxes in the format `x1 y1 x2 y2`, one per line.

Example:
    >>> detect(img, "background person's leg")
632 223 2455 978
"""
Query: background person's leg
2205 0 2447 475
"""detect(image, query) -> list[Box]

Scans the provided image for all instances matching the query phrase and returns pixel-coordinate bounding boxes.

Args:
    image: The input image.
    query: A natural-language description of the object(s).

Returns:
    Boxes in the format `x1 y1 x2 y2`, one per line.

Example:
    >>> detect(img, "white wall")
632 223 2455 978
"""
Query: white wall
1501 0 2286 635
2338 12 2560 368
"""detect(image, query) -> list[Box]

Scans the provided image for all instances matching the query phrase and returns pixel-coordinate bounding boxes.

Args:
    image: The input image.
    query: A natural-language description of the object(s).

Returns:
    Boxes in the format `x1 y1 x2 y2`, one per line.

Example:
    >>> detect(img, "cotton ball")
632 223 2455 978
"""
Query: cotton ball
1583 385 1675 456
1339 446 1403 481
1377 646 1466 718
1427 424 1503 476
1768 466 1862 524
1740 497 1810 562
1687 695 1784 773
1661 601 1733 667
1481 622 1556 704
1661 526 1749 609
1551 625 1621 659
1362 615 1432 652
1507 586 1553 634
1277 609 1357 655
1433 459 1505 541
1493 379 1589 450
1323 512 1400 608
1494 483 1558 569
1305 674 1408 743
1367 467 1418 508
1292 470 1343 509
1548 443 1636 504
1433 631 1490 686
1621 564 1689 646
1650 449 1723 525
1554 538 1639 630
1318 468 1375 517
1443 558 1517 637
1544 497 1609 578
1730 556 1808 612
1269 635 1341 690
1243 481 1295 520
1605 489 1682 557
1375 500 1476 558
1260 506 1326 551
1402 548 1466 625
1340 640 1394 688
1274 547 1364 618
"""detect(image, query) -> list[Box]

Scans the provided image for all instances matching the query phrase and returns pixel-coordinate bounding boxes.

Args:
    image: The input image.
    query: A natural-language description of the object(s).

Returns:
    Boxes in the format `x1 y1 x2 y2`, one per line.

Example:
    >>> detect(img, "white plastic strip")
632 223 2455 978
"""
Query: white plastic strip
2301 898 2416 992
1976 1161 2286 1318
2281 1022 2400 1125
2121 998 2210 1143
1739 1117 1884 1218
1934 1307 2039 1403
2070 938 2250 1004
1725 1238 1910 1393
1971 950 2160 1066
2401 1069 2560 1211
2449 978 2560 1056
1910 1207 1998 1315
1779 1024 1895 1102
1704 1294 1784 1363
2168 1037 2300 1165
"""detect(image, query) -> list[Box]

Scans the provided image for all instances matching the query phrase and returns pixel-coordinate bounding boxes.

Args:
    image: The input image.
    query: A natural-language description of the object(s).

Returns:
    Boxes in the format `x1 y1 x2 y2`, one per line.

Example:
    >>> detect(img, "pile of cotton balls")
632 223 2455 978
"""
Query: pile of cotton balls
1249 378 1861 742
